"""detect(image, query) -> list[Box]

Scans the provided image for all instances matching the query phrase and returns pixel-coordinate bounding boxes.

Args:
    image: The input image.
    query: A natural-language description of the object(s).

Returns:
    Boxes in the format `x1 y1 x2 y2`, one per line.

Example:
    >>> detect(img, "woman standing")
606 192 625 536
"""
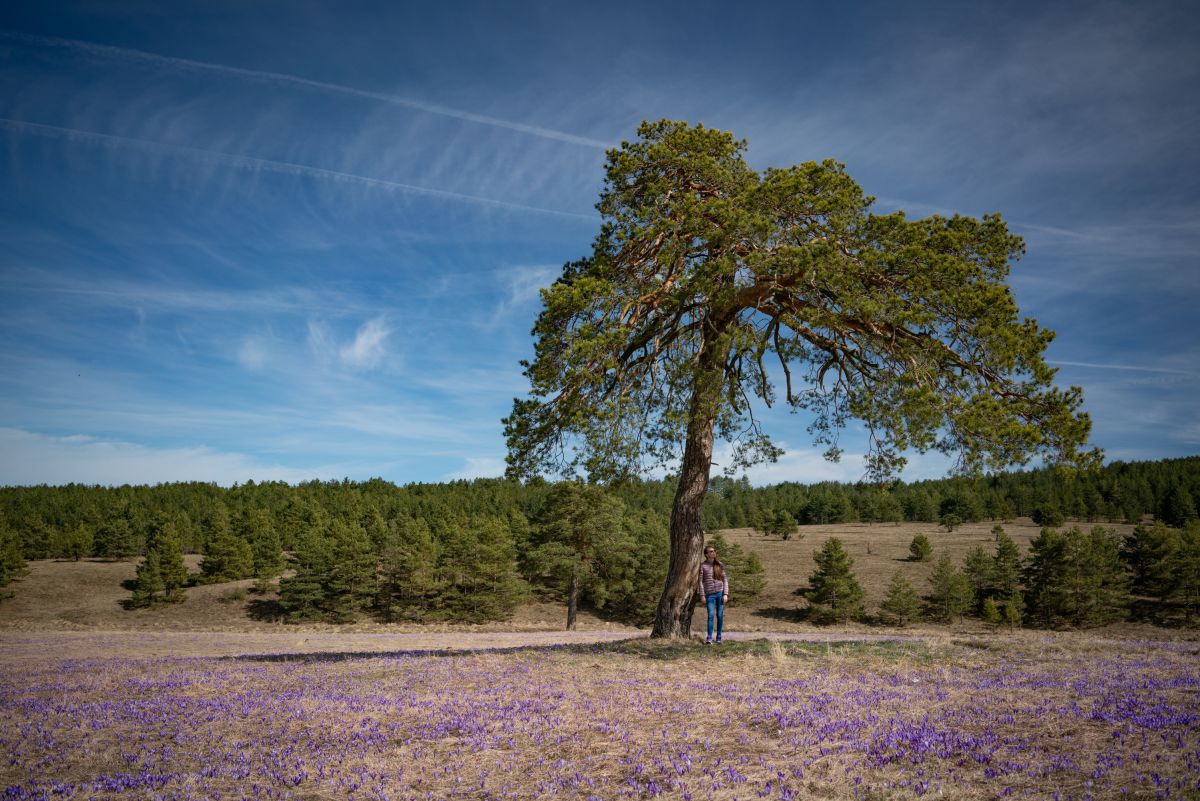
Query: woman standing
698 544 729 644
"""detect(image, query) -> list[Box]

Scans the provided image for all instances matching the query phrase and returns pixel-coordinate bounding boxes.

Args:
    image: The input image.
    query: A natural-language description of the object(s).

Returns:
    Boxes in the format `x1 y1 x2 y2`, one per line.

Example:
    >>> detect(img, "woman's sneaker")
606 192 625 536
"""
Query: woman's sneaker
705 638 712 645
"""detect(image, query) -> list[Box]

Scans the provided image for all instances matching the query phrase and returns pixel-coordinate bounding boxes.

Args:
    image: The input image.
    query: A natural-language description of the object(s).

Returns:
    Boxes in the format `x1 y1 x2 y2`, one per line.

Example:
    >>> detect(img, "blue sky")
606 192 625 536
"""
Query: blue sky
0 1 1197 487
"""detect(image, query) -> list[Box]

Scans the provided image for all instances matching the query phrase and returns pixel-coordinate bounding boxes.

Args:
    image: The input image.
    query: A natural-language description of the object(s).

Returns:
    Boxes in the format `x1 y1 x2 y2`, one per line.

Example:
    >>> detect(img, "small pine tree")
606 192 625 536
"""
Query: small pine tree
805 538 865 623
132 516 187 605
95 512 137 559
66 523 92 561
879 570 921 626
436 515 526 623
130 550 164 608
962 546 995 611
927 552 974 622
981 597 1002 625
1031 502 1065 528
1123 522 1177 601
527 482 627 630
1001 593 1024 629
51 523 92 561
992 531 1023 600
767 510 799 540
199 529 254 584
908 534 933 562
741 551 768 599
1173 522 1200 622
607 510 669 625
152 519 188 601
1161 485 1198 527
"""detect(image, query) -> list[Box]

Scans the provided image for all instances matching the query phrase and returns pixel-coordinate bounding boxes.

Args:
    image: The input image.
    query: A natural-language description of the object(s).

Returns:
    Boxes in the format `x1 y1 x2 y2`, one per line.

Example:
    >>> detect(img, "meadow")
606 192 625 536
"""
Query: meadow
2 631 1197 801
3 519 1198 800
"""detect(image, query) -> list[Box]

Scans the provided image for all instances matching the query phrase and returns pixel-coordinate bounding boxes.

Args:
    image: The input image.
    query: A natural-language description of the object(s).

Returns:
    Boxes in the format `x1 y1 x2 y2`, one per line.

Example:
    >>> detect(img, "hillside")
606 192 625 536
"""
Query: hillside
1 519 1148 634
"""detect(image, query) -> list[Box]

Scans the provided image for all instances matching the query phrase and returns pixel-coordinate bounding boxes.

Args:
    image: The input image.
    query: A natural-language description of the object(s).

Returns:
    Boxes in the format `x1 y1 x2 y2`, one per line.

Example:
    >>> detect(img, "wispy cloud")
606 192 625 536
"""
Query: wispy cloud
339 317 391 369
1 4 1195 489
1048 360 1197 376
0 269 371 317
479 264 560 328
0 31 613 149
0 118 598 221
0 427 327 486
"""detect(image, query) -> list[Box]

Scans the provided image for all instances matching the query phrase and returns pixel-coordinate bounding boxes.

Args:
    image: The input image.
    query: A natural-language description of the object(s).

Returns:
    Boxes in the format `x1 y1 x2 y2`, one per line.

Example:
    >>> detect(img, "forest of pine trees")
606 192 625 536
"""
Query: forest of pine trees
0 456 1197 627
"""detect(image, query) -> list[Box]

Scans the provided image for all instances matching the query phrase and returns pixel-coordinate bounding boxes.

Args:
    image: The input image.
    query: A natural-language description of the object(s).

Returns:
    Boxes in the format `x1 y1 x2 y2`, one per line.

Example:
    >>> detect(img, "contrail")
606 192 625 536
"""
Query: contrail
0 117 598 221
0 31 612 150
1048 360 1195 376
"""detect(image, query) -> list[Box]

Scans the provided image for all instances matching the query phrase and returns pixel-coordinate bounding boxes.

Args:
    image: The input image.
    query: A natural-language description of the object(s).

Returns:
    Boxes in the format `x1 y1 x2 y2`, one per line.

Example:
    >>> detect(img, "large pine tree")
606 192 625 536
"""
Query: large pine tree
505 119 1098 638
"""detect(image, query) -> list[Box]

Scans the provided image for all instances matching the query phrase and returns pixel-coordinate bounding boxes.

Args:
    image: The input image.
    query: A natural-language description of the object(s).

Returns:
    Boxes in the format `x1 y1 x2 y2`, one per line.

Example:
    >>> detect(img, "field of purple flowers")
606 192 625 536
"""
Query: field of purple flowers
2 634 1197 800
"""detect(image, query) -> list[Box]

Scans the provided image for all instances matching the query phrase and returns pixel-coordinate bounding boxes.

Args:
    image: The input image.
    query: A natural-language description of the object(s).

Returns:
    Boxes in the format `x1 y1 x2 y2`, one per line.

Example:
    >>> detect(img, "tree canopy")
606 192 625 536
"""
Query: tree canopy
505 119 1098 637
505 119 1097 484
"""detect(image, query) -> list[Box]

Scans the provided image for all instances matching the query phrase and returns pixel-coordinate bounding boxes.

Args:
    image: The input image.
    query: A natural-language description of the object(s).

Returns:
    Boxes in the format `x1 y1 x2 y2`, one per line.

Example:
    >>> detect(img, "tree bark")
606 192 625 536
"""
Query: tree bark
651 338 725 639
566 571 578 631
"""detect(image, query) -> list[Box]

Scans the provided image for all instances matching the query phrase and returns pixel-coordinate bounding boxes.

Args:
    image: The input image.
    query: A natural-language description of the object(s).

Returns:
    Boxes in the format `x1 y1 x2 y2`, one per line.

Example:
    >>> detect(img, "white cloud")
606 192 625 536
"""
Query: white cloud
0 427 325 487
713 442 956 486
445 455 508 481
339 317 392 369
503 265 559 308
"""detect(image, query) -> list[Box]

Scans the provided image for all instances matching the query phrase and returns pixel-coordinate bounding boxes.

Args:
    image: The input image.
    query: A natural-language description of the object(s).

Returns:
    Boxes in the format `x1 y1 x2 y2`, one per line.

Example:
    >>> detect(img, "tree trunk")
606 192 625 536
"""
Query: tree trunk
566 571 578 631
651 341 724 638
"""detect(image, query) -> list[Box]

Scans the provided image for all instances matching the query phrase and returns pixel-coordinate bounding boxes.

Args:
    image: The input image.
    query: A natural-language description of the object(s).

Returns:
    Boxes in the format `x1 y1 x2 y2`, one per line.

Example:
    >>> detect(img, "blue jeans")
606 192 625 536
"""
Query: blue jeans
705 592 724 640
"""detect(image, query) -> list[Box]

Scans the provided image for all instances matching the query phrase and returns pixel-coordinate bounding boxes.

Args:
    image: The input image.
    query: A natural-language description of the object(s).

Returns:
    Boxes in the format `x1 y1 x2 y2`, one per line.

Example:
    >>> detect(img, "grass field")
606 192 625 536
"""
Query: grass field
3 520 1197 800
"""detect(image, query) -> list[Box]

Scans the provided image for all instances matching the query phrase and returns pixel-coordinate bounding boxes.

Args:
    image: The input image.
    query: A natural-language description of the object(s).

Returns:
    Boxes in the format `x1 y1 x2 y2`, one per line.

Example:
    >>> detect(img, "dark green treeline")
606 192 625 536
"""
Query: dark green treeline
1 456 1197 621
